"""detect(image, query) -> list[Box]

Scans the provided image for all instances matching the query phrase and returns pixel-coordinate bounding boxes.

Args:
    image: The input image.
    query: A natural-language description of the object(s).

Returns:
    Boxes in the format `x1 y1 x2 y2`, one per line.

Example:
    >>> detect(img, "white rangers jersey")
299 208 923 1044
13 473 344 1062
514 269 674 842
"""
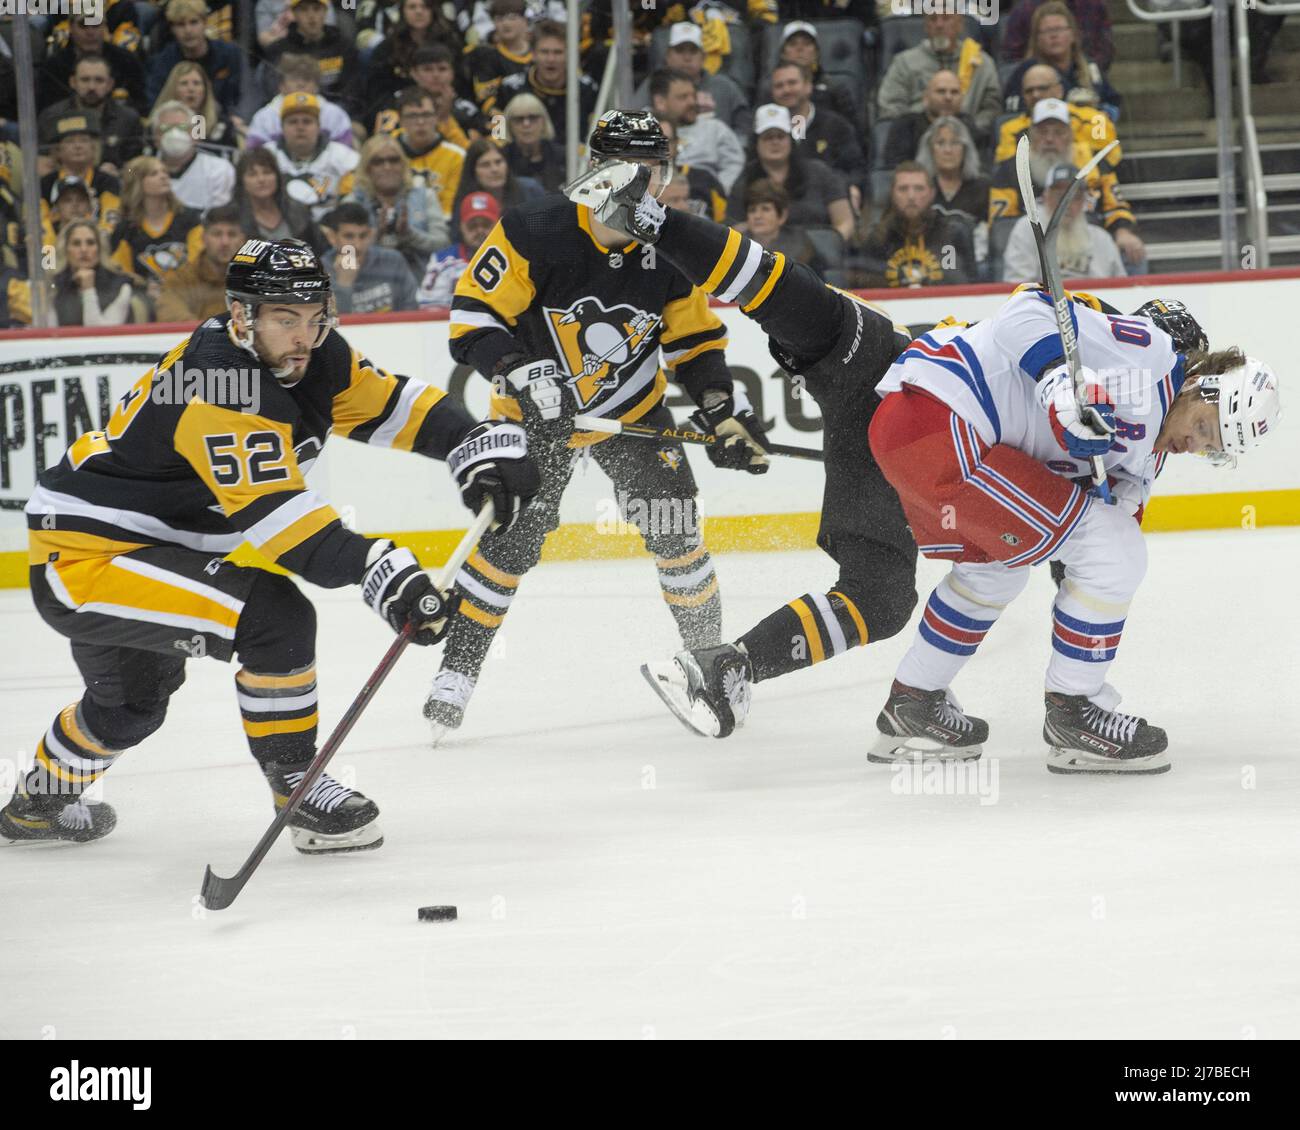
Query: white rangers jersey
877 289 1186 504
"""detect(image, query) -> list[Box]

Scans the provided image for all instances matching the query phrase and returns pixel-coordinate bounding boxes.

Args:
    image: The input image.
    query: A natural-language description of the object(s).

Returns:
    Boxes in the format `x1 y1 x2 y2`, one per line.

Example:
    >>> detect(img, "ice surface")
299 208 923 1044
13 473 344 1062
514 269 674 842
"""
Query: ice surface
1 531 1297 1039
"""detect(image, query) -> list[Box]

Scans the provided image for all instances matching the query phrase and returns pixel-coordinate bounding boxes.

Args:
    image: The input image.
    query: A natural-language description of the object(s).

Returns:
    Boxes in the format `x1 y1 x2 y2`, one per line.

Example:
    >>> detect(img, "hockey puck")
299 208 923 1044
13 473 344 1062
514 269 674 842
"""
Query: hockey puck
417 905 458 922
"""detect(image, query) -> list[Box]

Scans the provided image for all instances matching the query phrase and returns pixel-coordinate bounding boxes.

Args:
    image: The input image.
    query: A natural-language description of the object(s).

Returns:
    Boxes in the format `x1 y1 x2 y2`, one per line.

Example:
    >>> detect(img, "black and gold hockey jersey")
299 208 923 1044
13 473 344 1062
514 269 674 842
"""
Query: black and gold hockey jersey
450 197 730 445
109 208 205 283
27 316 476 590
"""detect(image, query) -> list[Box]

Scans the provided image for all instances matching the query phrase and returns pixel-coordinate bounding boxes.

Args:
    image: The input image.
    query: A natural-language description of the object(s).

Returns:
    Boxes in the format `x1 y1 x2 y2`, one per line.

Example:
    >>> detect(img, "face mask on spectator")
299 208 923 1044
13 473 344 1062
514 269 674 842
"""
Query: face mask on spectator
160 126 194 160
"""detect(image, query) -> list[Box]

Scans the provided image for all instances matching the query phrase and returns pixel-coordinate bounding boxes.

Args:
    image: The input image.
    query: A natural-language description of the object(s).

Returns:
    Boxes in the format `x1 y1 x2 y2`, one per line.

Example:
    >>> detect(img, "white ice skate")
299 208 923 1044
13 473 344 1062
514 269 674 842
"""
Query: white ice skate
424 670 476 747
641 645 752 739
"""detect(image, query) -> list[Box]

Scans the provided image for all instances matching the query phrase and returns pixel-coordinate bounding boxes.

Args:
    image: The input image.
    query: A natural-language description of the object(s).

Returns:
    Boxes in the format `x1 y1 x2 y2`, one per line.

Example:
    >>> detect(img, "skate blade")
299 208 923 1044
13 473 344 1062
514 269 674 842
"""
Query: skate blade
640 661 719 738
290 822 385 855
564 160 639 208
867 731 983 764
1045 746 1171 775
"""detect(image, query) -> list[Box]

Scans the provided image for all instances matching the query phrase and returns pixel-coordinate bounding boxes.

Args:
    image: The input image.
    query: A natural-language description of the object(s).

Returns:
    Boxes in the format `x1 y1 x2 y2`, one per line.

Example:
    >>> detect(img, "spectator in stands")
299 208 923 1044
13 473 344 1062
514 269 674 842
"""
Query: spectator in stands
260 0 360 117
882 69 977 172
153 61 237 153
268 91 359 220
47 219 139 326
345 134 450 276
727 104 854 245
1002 162 1124 283
1000 0 1114 72
993 64 1120 168
916 115 989 233
876 11 1002 144
451 138 543 238
156 202 246 322
109 155 204 312
658 174 694 215
405 44 491 150
493 20 598 145
418 191 499 308
234 146 329 253
363 0 463 122
633 22 751 136
40 112 123 233
247 55 356 151
41 13 148 116
151 101 236 211
855 162 976 288
396 88 467 219
769 60 866 212
658 118 727 223
776 21 858 126
0 264 32 329
465 0 534 109
990 98 1144 269
45 178 97 246
146 1 243 118
744 178 827 273
651 69 745 193
39 55 145 178
324 201 419 313
502 92 567 192
1002 1 1120 120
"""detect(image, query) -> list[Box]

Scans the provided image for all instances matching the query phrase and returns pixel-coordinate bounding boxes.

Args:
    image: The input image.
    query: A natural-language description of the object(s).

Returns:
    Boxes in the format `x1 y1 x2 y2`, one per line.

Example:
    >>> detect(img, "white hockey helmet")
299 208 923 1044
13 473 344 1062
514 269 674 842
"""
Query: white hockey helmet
1194 356 1280 466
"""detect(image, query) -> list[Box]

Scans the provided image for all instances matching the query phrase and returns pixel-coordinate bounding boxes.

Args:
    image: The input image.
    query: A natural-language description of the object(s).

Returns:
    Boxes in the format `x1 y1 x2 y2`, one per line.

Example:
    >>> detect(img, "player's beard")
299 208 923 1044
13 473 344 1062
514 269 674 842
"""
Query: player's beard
1055 211 1091 274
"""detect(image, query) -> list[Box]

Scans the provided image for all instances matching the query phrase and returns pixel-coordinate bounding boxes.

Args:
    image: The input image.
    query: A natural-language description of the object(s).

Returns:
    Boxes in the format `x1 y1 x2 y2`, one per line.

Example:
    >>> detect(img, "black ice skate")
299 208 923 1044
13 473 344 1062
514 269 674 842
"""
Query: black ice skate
641 644 752 738
869 680 988 763
0 791 117 844
423 670 476 747
262 763 383 854
565 161 665 245
1043 692 1170 775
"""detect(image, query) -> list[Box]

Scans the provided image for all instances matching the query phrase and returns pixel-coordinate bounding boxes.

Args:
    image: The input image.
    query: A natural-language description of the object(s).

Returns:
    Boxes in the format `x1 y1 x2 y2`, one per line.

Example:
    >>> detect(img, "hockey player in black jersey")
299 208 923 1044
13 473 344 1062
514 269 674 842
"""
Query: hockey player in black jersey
571 163 1215 748
570 160 922 739
0 239 539 847
423 111 769 742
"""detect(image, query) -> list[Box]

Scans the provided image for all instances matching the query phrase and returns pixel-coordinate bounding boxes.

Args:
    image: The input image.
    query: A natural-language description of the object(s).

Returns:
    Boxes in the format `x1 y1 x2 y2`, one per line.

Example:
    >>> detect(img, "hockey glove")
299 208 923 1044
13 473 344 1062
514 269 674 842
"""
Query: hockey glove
361 541 459 646
447 420 541 533
689 387 770 475
1039 366 1116 460
496 355 572 428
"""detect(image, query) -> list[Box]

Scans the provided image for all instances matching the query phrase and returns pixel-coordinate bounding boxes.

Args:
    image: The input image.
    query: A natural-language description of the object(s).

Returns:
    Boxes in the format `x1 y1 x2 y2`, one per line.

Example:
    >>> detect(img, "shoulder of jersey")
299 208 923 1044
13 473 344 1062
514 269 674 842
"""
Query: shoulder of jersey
501 193 581 248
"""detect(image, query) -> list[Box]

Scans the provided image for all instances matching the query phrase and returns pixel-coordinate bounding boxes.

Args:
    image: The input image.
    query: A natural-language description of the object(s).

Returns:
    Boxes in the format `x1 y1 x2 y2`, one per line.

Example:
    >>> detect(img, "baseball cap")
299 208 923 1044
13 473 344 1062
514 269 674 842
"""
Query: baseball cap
753 103 793 136
668 23 704 50
1031 98 1071 127
782 21 818 44
53 112 101 140
281 92 322 119
1044 163 1078 189
51 175 93 204
460 192 501 225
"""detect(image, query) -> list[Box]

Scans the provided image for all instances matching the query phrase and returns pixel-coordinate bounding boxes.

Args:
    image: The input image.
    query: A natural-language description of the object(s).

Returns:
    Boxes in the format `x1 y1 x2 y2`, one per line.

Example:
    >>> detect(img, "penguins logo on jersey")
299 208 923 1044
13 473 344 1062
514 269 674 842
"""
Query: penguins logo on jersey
657 448 682 471
139 240 190 278
544 297 661 408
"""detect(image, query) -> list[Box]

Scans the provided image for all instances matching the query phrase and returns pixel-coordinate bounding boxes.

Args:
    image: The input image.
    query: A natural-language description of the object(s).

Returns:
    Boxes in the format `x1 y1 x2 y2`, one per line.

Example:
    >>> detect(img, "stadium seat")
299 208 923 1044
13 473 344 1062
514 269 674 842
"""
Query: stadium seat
804 225 846 273
987 214 1019 280
648 21 756 94
760 19 869 110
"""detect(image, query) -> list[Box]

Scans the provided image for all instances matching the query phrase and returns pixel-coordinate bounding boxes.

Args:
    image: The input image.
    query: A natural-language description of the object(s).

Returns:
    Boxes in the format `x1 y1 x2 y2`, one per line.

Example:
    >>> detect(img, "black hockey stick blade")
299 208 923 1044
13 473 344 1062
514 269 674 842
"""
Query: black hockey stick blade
199 505 496 911
573 414 824 462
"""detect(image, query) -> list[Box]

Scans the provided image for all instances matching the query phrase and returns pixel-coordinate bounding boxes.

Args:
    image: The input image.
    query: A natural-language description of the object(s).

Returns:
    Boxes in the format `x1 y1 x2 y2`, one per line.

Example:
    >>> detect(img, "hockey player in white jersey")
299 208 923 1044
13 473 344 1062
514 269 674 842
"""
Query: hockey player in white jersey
866 287 1280 774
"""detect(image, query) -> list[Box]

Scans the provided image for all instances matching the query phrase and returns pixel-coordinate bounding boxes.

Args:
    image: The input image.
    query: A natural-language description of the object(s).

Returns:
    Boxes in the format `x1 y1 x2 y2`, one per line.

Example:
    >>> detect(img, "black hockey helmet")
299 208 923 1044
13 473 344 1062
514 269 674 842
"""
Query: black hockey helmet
589 110 671 163
1132 297 1208 355
225 237 332 309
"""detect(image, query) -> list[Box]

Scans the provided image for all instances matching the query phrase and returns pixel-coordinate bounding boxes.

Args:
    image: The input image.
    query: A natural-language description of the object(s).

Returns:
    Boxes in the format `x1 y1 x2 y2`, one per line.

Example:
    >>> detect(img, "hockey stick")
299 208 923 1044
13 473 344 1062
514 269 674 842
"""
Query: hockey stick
198 501 496 911
1042 139 1118 242
573 413 824 462
1014 134 1115 504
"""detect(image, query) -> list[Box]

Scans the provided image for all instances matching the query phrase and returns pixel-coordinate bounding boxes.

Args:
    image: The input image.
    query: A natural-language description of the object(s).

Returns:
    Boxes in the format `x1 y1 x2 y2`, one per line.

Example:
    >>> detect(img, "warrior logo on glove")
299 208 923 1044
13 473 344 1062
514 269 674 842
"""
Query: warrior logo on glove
544 297 662 407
